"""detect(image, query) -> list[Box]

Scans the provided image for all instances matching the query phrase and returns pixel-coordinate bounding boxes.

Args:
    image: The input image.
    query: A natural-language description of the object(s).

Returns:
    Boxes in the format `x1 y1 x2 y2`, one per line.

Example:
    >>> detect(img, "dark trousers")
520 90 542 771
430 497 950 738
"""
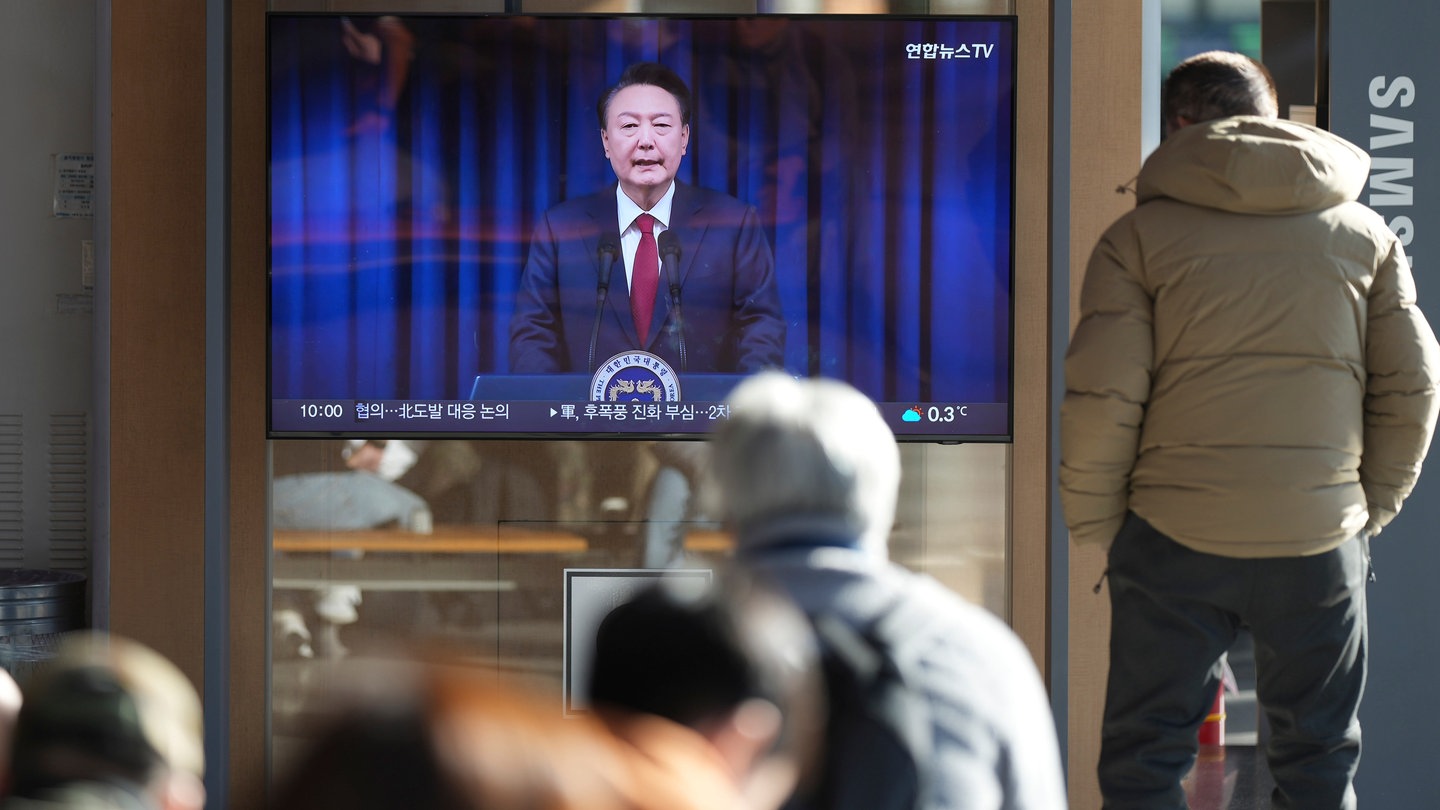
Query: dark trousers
1099 513 1369 810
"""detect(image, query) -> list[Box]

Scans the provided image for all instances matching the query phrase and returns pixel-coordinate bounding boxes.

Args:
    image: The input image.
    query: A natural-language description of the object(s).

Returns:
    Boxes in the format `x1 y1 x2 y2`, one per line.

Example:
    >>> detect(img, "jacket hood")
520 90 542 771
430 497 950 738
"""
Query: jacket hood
1136 116 1370 214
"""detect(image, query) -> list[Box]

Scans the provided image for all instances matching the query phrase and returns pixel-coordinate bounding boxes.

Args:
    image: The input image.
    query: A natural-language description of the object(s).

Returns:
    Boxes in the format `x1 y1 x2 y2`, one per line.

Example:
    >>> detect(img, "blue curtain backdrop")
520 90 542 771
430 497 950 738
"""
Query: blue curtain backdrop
269 15 1014 404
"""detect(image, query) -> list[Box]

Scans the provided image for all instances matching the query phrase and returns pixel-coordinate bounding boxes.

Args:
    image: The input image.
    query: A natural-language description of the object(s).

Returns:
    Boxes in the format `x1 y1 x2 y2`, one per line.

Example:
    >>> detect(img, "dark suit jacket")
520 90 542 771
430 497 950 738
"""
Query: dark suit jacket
508 182 785 374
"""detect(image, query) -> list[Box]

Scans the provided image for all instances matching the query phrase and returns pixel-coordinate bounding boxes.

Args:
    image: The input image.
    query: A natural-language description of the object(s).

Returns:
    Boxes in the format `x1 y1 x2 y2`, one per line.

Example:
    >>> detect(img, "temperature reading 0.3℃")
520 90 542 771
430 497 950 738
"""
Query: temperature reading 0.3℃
902 405 970 423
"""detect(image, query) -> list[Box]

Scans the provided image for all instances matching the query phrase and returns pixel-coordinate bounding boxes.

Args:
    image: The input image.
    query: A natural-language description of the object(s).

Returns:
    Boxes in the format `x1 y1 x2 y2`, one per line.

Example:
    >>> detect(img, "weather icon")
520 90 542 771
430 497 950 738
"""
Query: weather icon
902 407 923 423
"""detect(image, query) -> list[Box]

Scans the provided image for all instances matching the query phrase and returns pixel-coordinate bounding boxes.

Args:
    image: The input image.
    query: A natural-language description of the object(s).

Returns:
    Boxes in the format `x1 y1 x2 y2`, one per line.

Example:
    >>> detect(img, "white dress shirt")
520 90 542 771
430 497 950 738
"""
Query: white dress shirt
615 182 676 293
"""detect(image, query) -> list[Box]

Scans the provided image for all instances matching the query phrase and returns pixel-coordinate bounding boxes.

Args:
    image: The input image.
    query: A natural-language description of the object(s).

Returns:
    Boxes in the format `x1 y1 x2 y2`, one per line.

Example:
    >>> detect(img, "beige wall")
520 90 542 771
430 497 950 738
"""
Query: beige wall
1067 4 1146 809
1011 0 1055 676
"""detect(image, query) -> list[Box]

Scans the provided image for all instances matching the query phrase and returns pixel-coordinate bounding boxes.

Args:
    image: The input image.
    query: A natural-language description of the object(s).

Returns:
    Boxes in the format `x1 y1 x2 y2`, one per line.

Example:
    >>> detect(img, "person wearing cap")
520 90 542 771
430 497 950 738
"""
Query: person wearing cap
708 372 1067 810
3 632 204 810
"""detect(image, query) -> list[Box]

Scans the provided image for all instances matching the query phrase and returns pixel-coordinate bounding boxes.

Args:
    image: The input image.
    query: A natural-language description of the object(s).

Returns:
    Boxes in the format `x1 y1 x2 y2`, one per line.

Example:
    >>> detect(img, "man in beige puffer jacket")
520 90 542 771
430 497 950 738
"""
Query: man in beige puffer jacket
1062 51 1440 809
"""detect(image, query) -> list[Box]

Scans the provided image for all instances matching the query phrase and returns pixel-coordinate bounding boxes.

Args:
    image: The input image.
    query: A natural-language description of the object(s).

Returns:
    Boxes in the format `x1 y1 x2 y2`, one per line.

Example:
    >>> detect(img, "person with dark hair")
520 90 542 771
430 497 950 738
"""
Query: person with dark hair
266 661 638 810
593 61 695 156
709 372 1066 810
1160 49 1278 136
509 61 785 376
265 653 774 810
1062 50 1440 809
588 575 823 810
3 633 205 810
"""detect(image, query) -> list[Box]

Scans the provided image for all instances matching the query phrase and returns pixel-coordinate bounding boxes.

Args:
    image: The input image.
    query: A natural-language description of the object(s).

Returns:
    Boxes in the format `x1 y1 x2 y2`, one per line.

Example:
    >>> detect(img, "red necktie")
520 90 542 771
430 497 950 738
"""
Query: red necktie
631 213 659 342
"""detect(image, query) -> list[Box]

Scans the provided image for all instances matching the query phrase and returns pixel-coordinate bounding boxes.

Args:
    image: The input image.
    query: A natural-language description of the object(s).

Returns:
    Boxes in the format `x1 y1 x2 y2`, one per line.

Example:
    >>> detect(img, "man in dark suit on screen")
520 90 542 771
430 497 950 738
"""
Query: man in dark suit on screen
508 62 785 375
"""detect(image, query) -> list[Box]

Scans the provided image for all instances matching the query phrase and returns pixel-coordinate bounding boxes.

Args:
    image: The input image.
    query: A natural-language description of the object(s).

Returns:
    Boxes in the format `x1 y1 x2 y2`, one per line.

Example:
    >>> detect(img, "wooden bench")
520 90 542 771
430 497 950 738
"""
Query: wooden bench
271 526 734 593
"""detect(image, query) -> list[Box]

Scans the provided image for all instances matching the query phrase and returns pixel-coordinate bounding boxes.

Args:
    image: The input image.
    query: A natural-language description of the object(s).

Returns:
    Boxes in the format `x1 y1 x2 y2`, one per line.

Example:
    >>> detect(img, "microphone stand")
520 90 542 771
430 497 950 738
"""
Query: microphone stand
657 230 686 372
589 238 618 373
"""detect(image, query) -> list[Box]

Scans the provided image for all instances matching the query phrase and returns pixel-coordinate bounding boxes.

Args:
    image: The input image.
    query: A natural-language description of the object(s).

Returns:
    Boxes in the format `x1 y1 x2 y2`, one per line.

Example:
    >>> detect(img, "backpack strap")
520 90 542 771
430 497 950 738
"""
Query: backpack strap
856 590 938 778
804 588 938 810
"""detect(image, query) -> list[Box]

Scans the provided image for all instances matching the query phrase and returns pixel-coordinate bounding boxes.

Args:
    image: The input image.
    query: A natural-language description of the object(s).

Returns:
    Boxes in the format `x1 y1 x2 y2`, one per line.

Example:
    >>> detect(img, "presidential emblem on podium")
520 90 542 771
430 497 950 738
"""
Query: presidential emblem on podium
590 351 682 402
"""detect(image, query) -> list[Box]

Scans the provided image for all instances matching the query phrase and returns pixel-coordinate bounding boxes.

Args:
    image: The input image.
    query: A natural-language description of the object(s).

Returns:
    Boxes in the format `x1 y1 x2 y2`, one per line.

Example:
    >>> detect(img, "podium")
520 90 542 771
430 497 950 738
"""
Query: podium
469 373 752 402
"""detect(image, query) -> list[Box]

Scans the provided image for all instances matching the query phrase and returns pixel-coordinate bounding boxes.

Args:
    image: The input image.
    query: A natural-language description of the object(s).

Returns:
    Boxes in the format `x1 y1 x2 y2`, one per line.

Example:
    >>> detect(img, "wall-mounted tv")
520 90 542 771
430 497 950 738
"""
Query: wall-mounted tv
268 13 1016 441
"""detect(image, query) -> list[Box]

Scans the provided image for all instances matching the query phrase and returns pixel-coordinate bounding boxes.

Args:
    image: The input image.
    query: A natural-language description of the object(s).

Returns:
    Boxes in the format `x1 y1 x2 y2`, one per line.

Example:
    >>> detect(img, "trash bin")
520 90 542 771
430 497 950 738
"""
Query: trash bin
0 568 87 679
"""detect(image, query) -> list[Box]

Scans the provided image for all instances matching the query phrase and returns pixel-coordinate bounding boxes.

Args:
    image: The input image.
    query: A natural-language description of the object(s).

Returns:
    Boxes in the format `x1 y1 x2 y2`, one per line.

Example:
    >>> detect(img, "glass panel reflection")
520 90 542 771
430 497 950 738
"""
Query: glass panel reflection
268 437 1007 772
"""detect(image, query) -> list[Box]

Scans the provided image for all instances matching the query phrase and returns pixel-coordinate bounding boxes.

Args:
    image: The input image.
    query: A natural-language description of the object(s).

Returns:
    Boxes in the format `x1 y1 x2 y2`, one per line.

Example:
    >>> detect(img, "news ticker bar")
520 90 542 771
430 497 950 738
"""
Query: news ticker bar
273 400 1010 437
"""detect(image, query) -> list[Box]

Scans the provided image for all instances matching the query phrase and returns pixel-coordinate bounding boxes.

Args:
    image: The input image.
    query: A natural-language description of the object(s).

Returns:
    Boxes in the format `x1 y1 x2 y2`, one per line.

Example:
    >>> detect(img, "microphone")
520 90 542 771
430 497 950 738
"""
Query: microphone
596 236 618 292
657 230 686 372
589 235 620 373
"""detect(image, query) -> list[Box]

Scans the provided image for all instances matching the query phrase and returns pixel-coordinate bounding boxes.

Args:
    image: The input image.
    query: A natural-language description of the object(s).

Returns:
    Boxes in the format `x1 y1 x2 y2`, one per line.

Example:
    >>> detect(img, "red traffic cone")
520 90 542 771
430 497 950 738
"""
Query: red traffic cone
1186 684 1229 805
1198 682 1225 747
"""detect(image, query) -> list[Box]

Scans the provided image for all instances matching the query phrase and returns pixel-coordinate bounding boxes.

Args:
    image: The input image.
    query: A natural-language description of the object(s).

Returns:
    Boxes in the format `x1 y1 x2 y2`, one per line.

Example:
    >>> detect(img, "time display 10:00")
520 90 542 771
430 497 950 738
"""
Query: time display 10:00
298 403 345 419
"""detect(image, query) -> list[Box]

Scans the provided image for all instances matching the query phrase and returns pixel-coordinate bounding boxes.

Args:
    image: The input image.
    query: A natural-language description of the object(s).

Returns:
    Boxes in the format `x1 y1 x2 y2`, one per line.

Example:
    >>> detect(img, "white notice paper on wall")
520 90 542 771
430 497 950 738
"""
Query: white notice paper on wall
53 153 94 218
561 568 712 716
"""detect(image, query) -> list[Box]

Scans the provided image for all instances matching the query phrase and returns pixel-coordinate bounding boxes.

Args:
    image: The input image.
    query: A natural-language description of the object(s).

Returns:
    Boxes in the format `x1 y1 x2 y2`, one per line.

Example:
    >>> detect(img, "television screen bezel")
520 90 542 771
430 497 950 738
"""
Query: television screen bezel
264 11 1019 444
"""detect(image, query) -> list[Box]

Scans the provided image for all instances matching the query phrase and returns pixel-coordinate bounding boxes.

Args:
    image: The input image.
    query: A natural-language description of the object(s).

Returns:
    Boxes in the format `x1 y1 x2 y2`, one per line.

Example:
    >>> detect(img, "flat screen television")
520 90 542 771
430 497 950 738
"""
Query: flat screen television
268 13 1016 441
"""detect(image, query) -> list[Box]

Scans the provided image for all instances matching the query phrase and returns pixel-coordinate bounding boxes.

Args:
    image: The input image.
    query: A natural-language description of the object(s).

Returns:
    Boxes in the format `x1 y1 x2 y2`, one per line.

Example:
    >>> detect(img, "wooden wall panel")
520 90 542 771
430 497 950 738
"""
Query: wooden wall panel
1068 4 1146 809
229 0 270 804
107 0 207 688
1010 0 1055 680
108 2 270 803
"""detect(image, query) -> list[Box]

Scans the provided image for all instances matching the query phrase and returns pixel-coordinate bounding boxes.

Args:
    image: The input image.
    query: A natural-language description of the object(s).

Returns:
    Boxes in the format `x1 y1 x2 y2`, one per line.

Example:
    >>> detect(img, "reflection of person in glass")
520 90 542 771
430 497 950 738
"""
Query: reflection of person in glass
509 62 785 375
